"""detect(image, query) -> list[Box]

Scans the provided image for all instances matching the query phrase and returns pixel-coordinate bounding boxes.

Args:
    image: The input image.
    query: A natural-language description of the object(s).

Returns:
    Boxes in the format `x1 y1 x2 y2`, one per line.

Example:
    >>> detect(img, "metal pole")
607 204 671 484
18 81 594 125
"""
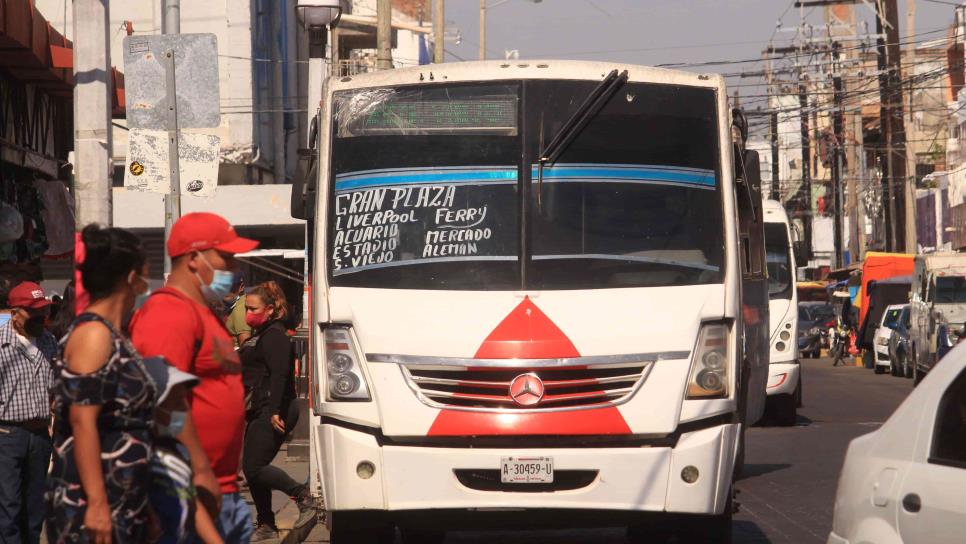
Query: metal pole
480 0 486 60
162 0 181 276
73 0 113 228
376 0 393 70
832 42 844 267
271 2 286 184
799 81 813 263
433 0 444 63
770 111 779 201
904 0 918 253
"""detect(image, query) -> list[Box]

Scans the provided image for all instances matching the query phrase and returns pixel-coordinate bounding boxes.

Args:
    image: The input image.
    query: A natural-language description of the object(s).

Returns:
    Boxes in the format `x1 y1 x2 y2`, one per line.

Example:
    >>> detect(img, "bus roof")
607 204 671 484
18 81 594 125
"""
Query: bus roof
326 60 726 93
763 199 790 224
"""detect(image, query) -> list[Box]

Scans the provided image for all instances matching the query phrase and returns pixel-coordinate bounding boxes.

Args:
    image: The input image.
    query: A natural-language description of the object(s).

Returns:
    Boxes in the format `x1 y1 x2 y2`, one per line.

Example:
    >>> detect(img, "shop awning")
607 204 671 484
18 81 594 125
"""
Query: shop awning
0 0 125 114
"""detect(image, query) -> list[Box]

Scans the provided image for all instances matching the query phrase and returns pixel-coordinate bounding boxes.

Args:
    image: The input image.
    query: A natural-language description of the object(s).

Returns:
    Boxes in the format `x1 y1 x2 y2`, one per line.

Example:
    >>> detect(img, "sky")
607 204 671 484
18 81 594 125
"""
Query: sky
439 0 959 107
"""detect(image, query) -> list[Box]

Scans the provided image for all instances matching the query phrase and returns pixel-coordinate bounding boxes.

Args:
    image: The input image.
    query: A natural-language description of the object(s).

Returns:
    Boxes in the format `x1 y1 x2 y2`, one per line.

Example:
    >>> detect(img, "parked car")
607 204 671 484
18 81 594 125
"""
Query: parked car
874 304 907 375
799 302 836 358
828 340 966 544
889 306 913 379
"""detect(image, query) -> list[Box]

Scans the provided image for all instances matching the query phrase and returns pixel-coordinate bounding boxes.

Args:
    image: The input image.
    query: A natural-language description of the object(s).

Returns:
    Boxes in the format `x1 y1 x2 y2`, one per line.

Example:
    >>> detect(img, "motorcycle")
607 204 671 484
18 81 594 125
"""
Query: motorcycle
829 321 851 366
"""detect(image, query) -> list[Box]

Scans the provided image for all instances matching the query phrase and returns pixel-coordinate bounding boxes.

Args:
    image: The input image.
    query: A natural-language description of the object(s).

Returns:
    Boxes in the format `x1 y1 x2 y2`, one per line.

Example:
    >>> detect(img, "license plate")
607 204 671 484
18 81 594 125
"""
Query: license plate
501 456 554 483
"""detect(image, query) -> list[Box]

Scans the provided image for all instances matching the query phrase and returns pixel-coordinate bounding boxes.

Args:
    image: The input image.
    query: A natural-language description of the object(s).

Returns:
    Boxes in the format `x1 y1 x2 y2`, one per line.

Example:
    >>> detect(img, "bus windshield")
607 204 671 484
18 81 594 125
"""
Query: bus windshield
764 223 792 299
936 276 966 303
327 80 723 290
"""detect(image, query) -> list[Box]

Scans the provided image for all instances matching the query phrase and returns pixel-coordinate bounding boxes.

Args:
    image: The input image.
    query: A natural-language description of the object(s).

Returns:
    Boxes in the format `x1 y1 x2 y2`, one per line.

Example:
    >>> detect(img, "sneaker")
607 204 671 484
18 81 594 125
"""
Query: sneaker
279 487 319 544
251 523 280 543
293 487 318 531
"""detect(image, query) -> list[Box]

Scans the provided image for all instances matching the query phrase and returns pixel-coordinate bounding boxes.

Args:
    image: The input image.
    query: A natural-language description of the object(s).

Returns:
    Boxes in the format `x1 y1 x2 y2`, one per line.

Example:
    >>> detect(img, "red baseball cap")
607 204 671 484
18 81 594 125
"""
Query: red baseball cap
8 282 51 310
167 212 259 258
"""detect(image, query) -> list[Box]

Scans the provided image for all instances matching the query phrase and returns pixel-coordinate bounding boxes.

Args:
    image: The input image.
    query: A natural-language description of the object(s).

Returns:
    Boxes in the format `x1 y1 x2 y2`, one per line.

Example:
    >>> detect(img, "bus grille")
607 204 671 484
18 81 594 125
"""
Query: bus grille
402 363 651 411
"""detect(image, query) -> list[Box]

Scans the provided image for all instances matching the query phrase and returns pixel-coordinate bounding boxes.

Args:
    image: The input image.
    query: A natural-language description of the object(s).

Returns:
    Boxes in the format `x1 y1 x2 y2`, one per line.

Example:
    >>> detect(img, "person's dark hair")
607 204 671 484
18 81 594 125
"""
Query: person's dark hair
78 224 146 301
249 281 289 322
0 276 11 308
48 281 76 340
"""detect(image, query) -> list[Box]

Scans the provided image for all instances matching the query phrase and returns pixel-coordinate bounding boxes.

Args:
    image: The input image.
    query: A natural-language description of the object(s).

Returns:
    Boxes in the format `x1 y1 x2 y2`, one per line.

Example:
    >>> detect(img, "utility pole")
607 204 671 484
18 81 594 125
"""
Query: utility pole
376 0 393 70
877 0 908 252
903 0 918 253
73 0 113 228
480 0 487 60
162 0 181 275
433 0 444 63
770 111 780 201
799 77 813 263
766 54 780 201
831 41 845 267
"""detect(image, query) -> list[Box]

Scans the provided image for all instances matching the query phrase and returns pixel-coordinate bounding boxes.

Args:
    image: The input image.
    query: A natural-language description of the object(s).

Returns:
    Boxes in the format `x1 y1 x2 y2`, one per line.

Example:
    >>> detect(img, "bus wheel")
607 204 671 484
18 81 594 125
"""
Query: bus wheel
773 393 797 427
399 527 446 544
328 513 394 544
677 490 734 544
627 521 674 544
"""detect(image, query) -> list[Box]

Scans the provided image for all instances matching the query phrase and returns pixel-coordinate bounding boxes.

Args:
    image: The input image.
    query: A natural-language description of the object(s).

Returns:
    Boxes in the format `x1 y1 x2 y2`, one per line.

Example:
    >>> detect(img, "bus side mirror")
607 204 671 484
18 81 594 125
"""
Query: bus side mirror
741 149 761 193
291 148 318 220
793 240 809 266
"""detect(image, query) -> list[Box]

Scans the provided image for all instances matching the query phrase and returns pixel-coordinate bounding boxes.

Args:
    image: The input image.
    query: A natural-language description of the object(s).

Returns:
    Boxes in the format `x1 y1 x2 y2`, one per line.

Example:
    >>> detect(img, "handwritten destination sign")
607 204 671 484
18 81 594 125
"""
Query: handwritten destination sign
330 167 518 276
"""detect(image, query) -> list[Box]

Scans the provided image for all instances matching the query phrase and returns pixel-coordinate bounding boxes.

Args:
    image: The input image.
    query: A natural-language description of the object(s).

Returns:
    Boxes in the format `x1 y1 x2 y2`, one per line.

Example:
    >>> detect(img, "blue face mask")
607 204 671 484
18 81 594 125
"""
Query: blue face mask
195 252 236 306
158 410 187 438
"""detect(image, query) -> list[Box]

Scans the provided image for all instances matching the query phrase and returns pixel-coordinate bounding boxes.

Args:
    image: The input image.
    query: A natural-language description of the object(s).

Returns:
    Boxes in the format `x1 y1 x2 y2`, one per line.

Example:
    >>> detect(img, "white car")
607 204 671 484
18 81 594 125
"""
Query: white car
828 340 966 544
874 304 907 375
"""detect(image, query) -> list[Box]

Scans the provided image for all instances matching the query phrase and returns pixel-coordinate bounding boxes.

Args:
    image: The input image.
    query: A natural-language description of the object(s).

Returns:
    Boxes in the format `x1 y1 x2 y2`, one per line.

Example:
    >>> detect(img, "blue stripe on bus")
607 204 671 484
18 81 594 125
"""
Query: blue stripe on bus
532 164 715 187
333 164 716 191
335 168 517 191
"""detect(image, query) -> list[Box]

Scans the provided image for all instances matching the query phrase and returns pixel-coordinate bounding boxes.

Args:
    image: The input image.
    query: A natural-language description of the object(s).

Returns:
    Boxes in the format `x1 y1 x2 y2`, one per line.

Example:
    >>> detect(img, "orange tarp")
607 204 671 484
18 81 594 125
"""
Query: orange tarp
858 252 915 327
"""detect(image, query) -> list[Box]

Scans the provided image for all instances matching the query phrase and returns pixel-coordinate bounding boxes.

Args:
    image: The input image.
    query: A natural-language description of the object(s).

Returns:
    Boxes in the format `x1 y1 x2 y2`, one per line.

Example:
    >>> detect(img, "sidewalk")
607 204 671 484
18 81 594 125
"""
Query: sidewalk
240 444 329 543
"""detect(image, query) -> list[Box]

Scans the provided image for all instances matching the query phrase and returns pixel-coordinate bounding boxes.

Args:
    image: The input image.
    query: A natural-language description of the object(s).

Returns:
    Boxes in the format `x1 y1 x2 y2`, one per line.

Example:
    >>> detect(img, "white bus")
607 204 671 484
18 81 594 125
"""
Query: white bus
762 200 800 425
292 60 770 543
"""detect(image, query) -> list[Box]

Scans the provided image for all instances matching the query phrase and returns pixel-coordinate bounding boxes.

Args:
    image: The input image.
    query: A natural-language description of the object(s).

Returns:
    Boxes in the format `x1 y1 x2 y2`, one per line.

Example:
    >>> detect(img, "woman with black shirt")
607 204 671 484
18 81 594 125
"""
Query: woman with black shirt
240 281 314 542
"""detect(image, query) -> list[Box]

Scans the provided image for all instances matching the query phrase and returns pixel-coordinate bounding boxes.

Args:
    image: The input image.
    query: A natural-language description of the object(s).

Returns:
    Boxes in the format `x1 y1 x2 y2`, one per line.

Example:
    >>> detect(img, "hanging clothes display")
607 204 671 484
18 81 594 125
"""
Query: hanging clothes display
33 179 74 257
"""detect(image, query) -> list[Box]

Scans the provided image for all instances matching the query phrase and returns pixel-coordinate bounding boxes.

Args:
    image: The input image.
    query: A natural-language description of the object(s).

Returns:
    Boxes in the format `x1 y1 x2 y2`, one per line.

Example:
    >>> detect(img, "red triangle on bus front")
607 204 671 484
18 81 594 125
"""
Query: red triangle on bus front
474 296 580 359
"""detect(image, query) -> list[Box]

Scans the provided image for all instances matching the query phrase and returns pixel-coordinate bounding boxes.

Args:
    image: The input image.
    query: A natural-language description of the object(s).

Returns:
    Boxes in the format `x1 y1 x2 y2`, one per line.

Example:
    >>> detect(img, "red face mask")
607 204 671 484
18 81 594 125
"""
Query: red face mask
245 309 270 328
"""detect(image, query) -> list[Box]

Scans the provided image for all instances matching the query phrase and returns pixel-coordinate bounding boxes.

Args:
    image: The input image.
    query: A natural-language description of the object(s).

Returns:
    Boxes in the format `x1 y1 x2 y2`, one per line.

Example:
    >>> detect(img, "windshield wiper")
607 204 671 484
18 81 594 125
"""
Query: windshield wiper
536 69 628 208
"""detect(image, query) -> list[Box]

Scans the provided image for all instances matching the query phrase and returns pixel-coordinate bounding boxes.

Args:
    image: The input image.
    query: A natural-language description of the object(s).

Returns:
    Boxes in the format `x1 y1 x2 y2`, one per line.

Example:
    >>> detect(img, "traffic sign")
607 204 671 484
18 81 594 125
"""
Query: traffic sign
123 34 220 130
124 128 220 198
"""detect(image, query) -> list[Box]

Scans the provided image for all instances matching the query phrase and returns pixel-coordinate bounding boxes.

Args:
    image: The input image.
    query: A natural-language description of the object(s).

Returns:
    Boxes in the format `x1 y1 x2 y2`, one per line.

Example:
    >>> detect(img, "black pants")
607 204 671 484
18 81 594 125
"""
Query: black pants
242 402 302 527
0 424 51 544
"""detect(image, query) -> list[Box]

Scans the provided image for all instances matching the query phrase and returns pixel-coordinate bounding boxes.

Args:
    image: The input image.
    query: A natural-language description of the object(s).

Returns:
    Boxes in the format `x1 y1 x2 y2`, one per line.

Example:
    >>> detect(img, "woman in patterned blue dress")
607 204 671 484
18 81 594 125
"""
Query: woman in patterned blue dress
45 225 158 543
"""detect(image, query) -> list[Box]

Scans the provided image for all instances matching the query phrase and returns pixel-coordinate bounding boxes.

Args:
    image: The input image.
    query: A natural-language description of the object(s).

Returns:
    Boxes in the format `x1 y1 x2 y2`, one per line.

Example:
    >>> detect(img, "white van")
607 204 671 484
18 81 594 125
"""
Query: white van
763 200 800 425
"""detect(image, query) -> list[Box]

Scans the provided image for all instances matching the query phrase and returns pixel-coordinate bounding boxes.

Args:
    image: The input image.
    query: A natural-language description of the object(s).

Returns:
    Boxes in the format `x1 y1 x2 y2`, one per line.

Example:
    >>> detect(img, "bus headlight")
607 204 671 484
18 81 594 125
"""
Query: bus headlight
323 326 372 401
687 322 730 399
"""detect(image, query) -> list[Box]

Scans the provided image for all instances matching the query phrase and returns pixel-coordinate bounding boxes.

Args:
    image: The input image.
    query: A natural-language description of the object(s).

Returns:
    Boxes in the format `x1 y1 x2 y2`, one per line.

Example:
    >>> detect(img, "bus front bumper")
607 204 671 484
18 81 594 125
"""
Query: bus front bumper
315 421 738 516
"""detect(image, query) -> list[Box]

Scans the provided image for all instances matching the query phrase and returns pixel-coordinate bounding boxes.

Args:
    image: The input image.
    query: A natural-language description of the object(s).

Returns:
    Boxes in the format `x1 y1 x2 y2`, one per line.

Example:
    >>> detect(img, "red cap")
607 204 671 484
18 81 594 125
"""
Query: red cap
167 212 259 258
8 282 51 310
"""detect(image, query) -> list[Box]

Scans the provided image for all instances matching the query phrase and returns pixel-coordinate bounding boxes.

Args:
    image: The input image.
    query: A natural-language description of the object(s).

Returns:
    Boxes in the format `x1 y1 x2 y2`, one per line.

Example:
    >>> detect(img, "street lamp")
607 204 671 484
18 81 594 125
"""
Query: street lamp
296 0 345 29
479 0 542 60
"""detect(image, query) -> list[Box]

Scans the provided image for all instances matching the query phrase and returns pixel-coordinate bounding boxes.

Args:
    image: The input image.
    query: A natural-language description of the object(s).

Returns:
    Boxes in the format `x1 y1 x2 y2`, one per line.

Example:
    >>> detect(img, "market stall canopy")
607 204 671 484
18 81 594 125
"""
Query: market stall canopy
0 0 125 114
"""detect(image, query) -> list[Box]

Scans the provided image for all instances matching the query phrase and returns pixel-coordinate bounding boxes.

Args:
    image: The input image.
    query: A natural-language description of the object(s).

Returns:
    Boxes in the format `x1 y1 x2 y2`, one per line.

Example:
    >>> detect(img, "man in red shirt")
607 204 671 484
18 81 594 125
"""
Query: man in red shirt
130 212 258 543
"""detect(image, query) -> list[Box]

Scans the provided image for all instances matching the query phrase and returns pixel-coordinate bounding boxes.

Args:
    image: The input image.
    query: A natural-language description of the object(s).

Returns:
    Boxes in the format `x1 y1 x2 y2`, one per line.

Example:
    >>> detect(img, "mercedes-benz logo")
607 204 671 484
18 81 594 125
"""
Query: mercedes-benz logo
509 373 545 407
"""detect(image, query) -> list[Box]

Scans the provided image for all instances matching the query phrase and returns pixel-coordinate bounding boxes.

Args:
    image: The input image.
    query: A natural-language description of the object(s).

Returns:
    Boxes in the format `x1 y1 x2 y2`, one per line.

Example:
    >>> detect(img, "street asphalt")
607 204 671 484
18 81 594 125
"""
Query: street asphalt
276 356 914 543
